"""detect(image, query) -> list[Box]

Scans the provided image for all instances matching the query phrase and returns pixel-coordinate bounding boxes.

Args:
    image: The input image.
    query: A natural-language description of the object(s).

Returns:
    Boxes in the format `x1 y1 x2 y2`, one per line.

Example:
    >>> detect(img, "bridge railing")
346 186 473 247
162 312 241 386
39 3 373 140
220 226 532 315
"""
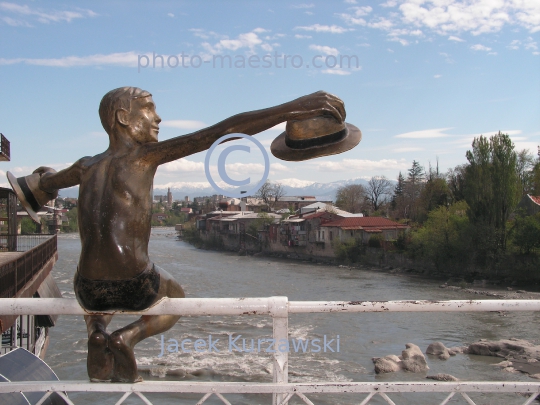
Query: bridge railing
1 297 540 405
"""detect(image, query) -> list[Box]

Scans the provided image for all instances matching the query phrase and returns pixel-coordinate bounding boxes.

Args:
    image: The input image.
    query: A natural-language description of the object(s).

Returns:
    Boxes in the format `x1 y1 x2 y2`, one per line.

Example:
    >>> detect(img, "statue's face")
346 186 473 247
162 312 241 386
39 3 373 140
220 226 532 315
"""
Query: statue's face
126 95 161 143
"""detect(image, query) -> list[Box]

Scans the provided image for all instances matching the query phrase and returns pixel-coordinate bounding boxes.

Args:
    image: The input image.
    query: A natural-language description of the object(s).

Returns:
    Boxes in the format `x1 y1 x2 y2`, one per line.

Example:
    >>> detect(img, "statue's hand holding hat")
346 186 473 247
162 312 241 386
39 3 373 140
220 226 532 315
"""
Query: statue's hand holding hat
271 111 361 162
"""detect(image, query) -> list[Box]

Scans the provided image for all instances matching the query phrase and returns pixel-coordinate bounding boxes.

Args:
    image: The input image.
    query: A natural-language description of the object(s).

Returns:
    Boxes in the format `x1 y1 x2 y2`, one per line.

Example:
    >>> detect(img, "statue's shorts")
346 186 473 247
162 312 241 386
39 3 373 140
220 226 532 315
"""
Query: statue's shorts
74 265 161 311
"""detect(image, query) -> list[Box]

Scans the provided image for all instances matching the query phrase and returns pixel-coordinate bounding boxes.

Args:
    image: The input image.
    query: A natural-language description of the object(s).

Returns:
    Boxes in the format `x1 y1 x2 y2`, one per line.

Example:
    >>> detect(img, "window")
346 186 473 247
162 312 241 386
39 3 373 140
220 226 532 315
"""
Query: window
329 231 333 241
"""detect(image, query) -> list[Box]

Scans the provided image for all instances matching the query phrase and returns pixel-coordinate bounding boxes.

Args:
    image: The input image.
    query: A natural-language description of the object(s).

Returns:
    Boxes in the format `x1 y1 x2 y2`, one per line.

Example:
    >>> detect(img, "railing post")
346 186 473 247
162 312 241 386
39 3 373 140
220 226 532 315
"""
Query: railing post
269 296 288 405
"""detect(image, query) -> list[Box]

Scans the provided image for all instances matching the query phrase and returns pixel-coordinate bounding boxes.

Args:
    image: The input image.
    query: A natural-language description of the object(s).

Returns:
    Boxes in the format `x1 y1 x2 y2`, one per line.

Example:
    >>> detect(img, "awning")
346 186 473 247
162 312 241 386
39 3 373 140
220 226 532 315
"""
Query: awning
0 348 67 404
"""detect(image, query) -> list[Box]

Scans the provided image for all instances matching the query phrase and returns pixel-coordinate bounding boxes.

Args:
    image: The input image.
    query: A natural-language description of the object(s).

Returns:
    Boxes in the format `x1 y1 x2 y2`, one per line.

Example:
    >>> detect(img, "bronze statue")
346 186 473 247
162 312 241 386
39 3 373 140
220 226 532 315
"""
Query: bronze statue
8 87 358 383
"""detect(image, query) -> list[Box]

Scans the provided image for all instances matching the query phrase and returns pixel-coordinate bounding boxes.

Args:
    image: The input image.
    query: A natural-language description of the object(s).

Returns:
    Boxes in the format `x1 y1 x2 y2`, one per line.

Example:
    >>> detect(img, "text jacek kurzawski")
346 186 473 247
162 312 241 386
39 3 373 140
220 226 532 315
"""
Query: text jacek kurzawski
158 334 340 357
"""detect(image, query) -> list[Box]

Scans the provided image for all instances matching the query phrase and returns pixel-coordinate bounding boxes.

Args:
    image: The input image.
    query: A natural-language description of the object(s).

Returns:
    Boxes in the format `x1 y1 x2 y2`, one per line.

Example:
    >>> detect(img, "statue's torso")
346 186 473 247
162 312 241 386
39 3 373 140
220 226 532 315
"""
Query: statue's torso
77 151 157 280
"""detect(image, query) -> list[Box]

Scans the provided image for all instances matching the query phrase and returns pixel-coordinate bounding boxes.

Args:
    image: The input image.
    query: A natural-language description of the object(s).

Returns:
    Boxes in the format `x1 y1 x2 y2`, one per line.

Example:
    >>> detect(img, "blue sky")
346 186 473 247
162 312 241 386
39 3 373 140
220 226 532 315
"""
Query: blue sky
1 0 539 193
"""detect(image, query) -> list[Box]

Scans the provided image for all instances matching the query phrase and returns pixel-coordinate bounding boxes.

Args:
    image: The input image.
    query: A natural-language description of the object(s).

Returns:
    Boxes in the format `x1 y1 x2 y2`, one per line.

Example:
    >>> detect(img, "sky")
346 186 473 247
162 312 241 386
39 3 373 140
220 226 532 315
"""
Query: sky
1 0 539 194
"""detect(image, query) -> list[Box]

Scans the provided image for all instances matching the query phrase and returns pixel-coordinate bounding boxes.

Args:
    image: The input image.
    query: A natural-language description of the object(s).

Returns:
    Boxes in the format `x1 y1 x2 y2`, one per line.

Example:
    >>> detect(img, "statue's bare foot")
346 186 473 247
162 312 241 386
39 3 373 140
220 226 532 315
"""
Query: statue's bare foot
109 331 142 383
87 330 114 382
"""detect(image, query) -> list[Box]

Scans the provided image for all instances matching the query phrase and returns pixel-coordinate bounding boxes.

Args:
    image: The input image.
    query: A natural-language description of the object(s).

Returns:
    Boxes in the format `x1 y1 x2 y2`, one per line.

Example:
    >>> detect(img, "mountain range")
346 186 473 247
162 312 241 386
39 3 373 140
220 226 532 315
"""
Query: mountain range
60 177 395 201
153 177 375 201
57 177 382 201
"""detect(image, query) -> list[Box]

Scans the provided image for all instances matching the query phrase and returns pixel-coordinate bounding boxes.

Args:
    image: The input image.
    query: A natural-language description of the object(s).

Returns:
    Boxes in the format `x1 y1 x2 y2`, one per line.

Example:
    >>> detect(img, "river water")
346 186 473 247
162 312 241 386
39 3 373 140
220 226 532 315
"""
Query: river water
45 228 540 405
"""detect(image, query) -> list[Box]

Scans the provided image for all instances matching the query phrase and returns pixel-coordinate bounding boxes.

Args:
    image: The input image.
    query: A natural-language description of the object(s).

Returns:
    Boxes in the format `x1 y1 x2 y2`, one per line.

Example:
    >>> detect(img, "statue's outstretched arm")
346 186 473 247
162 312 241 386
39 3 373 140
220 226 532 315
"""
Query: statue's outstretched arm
38 157 89 193
143 91 345 166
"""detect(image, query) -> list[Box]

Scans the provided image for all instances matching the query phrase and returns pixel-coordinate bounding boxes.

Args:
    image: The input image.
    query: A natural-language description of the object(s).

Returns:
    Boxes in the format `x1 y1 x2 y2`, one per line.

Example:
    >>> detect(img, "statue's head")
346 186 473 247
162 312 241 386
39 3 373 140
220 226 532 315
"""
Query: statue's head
99 87 156 139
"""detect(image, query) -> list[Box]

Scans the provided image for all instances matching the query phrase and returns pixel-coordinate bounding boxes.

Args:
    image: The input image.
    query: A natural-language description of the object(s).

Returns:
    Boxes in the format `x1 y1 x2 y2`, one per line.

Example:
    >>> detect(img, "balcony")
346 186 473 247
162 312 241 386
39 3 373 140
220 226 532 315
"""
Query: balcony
0 234 58 357
0 134 9 162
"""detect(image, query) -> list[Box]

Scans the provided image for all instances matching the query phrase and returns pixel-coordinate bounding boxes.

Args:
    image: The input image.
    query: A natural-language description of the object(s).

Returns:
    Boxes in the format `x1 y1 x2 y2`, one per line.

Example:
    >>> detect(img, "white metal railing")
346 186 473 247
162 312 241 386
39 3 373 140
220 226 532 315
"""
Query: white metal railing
1 297 540 405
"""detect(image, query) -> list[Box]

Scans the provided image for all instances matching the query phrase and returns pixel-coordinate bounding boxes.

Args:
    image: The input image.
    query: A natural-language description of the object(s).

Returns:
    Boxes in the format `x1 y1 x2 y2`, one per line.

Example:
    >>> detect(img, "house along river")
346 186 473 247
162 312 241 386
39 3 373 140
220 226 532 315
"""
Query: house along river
44 228 540 405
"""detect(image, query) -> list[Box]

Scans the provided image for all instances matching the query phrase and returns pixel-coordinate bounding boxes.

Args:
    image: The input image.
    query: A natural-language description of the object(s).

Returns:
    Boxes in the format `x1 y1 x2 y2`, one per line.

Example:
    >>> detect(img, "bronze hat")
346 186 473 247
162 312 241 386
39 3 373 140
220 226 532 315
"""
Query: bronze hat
7 171 57 224
271 116 361 161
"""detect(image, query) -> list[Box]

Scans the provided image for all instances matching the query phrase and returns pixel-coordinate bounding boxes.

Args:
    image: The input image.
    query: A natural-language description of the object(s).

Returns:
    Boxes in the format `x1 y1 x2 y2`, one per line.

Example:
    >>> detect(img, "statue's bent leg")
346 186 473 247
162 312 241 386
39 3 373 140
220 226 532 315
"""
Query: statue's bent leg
85 314 114 381
108 267 185 382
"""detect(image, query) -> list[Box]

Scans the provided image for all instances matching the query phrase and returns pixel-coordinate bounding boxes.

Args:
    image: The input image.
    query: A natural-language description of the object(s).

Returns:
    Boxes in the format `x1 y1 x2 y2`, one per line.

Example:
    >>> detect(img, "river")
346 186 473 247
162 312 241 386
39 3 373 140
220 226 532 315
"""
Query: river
44 228 540 405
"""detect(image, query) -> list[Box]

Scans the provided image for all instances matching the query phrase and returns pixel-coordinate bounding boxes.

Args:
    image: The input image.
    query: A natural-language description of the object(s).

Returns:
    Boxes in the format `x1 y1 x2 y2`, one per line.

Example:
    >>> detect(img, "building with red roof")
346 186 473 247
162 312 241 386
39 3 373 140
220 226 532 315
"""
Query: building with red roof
320 216 409 245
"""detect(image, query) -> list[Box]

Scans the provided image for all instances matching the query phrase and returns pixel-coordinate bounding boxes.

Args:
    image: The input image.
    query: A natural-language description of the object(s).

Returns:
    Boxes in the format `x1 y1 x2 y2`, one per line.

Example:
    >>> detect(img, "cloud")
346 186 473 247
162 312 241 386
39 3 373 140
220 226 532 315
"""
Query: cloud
439 52 454 63
161 120 207 130
201 29 274 54
309 44 339 56
159 159 205 173
507 39 521 50
224 163 265 174
367 17 393 30
0 51 141 67
295 34 312 39
269 122 286 131
393 147 424 152
291 3 315 9
0 2 97 25
1 16 31 26
270 162 290 172
525 38 538 51
399 0 540 35
337 1 540 40
470 44 491 51
167 13 174 17
448 129 523 147
395 128 453 139
321 67 355 75
8 163 73 175
316 158 408 171
434 74 442 78
295 24 353 33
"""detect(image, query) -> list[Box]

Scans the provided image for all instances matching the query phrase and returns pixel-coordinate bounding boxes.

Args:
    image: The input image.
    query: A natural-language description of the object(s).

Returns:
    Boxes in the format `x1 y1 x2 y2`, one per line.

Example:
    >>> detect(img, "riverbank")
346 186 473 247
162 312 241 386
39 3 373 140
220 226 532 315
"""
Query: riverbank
186 235 540 295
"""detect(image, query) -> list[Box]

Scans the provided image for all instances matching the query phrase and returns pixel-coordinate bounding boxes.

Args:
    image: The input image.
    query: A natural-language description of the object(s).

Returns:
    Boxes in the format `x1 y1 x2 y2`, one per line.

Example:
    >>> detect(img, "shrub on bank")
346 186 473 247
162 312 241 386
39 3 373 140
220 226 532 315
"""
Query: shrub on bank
334 238 364 264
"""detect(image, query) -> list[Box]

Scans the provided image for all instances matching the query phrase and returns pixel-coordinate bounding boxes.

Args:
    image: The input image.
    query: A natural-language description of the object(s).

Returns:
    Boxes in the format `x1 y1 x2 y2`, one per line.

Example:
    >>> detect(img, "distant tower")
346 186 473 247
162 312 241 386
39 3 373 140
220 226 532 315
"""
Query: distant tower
167 187 173 207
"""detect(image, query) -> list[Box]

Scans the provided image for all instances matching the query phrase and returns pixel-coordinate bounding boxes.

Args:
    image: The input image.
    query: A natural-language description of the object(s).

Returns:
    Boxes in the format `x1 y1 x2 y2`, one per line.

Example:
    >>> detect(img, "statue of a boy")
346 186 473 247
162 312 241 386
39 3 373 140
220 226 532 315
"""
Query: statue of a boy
18 87 345 382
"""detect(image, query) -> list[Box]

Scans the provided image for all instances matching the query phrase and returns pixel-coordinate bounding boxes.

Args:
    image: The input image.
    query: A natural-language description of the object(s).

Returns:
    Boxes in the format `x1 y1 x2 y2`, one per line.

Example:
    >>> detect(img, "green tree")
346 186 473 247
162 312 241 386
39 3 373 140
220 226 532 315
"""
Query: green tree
391 172 406 215
418 165 450 222
446 164 467 203
410 201 472 272
464 132 520 254
516 149 535 196
246 212 275 238
65 208 79 232
510 213 540 255
402 160 425 221
190 200 199 212
532 147 540 195
20 217 37 234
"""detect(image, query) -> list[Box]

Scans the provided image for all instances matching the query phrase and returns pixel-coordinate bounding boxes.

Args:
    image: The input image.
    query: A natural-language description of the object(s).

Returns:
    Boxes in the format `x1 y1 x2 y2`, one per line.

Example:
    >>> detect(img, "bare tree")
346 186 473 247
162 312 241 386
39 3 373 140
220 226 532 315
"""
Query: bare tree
254 180 285 211
335 184 366 214
366 176 392 212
